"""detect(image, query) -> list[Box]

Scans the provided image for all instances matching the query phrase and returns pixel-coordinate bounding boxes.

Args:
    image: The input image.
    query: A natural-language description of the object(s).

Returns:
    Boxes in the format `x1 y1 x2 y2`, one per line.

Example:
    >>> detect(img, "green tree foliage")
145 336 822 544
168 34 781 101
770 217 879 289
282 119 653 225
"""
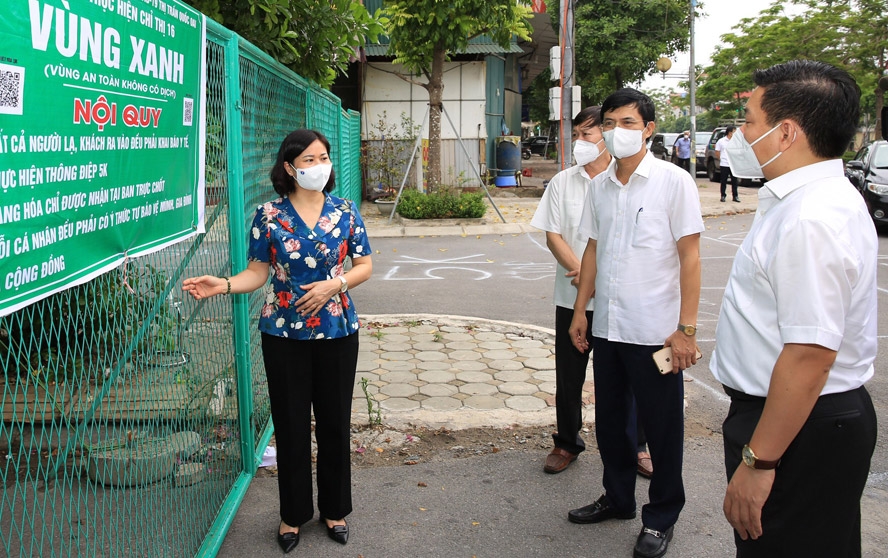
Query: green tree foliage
698 0 887 134
383 0 532 188
182 0 384 87
572 0 692 105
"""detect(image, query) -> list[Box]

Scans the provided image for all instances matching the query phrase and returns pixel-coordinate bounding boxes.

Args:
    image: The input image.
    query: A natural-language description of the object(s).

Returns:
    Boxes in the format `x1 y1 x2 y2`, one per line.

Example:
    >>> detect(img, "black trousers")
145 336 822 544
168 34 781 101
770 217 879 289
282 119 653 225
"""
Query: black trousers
720 164 739 199
723 385 877 558
591 338 685 531
677 157 690 173
262 332 359 527
553 306 593 454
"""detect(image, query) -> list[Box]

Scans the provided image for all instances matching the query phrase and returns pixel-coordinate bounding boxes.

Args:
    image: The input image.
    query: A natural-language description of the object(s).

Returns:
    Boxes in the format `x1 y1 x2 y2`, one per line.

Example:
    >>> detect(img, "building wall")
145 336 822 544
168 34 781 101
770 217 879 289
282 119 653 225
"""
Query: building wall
362 61 487 187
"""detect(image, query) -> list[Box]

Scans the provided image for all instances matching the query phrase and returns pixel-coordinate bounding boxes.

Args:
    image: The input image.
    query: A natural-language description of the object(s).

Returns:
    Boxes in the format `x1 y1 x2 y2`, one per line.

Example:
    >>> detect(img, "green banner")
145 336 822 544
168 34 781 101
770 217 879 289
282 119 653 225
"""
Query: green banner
0 0 206 317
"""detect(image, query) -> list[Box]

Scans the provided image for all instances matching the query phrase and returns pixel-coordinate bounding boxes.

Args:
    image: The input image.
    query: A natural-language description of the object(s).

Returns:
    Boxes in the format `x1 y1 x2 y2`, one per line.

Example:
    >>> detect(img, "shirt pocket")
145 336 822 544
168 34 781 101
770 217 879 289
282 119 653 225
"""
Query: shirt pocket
632 211 671 249
726 250 759 310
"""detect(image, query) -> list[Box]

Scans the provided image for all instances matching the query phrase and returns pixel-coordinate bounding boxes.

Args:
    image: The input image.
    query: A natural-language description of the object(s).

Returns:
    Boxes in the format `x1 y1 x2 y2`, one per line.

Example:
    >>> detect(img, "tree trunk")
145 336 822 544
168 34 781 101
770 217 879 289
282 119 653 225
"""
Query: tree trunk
426 46 446 190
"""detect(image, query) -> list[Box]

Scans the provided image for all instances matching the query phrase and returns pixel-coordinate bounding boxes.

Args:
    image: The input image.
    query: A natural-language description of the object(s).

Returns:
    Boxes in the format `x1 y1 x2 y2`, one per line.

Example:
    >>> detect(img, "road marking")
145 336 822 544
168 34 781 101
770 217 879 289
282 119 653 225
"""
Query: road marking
685 371 731 403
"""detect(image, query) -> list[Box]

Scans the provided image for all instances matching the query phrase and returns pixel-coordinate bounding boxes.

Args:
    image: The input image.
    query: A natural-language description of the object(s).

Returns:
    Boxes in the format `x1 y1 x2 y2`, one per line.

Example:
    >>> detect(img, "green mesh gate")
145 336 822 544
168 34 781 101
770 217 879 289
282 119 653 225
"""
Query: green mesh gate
0 19 362 558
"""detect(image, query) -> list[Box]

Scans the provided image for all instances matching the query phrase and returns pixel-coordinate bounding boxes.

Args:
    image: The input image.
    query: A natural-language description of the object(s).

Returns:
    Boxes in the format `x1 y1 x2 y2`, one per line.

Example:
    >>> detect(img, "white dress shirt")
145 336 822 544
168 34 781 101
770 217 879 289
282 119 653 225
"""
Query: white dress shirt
715 136 732 167
531 165 596 310
711 159 877 397
578 152 704 345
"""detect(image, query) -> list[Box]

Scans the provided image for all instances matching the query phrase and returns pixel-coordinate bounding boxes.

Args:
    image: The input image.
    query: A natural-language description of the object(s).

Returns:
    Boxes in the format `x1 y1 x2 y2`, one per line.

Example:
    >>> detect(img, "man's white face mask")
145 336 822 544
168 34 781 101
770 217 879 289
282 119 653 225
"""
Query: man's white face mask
573 139 605 166
724 125 790 179
602 127 644 159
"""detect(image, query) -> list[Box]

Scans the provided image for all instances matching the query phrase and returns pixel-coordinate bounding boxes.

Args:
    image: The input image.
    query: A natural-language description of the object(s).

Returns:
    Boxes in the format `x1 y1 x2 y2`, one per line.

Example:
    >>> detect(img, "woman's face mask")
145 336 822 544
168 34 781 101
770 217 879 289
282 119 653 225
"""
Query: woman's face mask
291 163 332 191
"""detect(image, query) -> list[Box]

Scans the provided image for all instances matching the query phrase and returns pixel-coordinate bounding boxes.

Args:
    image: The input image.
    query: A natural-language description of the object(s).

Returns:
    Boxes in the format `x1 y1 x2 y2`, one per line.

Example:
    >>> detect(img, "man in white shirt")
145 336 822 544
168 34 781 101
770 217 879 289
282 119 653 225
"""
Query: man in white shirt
711 60 877 558
567 88 704 558
531 107 654 478
531 106 610 474
715 126 739 202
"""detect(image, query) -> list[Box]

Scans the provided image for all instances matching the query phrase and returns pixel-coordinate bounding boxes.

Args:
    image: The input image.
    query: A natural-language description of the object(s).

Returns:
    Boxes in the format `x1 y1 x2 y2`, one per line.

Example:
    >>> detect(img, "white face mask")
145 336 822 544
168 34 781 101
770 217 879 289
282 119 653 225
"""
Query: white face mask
292 163 332 192
724 125 786 179
602 127 645 159
573 139 605 166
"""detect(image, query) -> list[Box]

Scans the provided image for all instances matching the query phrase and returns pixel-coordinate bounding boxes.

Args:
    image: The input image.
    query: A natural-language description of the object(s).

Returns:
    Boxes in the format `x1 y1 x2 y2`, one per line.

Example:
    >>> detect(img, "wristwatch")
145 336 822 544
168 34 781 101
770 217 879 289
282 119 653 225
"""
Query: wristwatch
741 444 780 470
677 323 697 336
338 275 348 293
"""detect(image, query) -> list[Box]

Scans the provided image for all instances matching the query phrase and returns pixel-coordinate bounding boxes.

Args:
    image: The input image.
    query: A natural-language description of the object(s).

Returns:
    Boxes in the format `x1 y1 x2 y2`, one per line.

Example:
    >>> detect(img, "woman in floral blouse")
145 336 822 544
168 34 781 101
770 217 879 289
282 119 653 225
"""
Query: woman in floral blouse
183 129 372 553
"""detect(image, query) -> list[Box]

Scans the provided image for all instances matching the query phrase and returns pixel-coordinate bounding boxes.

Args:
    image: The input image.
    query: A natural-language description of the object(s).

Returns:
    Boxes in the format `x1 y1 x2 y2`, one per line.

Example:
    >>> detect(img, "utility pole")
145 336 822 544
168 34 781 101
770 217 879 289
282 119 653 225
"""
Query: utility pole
558 0 574 170
688 0 697 176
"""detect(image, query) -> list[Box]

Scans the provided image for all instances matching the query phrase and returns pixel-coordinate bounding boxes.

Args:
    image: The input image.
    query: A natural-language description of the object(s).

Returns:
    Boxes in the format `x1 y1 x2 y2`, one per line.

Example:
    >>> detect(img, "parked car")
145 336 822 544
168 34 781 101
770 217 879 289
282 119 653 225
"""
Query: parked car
522 135 555 156
661 132 680 160
704 127 729 181
665 132 709 172
694 131 711 175
649 133 669 160
845 140 888 224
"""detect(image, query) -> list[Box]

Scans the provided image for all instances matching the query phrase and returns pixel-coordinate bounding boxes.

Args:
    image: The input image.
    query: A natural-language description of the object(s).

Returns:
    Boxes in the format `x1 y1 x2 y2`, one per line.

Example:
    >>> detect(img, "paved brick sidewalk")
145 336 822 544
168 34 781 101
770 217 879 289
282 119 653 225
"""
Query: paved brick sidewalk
350 315 593 430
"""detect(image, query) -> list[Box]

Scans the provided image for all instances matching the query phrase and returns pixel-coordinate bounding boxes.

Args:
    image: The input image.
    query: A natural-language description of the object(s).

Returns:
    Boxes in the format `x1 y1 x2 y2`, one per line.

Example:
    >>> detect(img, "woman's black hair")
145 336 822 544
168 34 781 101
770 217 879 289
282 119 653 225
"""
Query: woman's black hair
270 129 336 196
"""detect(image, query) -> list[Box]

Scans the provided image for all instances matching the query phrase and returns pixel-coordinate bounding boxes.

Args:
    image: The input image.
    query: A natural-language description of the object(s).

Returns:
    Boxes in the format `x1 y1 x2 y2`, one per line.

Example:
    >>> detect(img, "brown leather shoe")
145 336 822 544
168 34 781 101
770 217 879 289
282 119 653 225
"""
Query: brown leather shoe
637 451 653 479
544 447 577 474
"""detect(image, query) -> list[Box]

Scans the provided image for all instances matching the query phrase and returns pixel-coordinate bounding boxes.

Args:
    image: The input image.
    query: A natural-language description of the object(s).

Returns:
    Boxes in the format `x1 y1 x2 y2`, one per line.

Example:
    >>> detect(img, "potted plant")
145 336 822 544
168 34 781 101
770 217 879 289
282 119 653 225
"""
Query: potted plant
361 112 421 216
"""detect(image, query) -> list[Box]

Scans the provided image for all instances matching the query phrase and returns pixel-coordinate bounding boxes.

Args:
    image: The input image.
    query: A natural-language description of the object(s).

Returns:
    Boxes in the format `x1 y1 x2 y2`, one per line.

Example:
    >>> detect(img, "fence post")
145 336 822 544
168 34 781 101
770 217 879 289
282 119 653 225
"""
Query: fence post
220 36 257 480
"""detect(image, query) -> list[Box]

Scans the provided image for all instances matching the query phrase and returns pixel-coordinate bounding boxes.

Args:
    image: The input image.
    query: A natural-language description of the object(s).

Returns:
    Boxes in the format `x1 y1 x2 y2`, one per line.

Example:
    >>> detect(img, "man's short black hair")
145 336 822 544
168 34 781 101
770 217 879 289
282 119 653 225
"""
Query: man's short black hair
753 60 860 158
573 106 601 128
600 88 655 123
726 125 736 134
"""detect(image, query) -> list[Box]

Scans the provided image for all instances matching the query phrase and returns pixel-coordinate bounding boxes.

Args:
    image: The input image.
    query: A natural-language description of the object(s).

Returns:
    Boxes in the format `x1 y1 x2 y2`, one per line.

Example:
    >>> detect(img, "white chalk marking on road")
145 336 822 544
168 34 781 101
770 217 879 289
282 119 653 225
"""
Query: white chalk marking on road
685 371 731 403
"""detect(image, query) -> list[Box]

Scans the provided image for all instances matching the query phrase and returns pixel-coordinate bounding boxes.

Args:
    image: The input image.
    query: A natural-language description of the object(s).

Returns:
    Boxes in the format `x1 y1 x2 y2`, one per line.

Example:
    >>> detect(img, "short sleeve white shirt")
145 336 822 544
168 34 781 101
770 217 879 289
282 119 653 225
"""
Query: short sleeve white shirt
710 159 877 396
578 152 704 345
531 165 595 310
715 136 732 167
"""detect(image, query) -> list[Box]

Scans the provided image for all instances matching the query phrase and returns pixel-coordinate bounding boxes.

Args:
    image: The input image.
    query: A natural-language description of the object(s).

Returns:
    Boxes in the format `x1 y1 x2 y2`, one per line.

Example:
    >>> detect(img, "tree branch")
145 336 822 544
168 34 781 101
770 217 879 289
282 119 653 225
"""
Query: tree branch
392 71 430 91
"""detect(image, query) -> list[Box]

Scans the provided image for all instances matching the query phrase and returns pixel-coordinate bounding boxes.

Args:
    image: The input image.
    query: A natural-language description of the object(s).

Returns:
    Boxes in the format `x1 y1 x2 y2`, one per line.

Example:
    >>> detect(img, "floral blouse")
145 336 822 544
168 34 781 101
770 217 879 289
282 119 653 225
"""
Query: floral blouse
248 194 371 340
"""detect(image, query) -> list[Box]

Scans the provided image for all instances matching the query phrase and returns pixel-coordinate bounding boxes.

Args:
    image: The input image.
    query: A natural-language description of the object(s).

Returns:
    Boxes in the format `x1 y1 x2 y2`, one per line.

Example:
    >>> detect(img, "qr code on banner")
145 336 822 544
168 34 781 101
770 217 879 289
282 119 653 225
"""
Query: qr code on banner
0 63 25 116
182 96 193 126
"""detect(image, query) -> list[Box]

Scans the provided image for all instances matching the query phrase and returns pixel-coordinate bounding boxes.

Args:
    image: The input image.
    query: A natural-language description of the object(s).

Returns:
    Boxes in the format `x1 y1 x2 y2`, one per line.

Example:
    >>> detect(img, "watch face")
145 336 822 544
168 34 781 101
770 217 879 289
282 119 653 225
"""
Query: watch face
742 445 755 467
684 325 696 335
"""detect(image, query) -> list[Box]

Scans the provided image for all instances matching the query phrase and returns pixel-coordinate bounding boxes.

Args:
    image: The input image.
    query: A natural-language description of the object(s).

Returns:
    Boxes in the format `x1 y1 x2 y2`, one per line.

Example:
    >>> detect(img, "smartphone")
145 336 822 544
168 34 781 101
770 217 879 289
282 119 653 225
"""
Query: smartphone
652 346 703 374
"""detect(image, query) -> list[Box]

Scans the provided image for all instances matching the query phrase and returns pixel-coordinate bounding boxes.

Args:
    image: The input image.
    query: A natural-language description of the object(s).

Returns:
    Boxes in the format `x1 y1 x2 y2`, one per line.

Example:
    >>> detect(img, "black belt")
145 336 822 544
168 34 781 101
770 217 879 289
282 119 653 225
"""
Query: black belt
722 385 766 404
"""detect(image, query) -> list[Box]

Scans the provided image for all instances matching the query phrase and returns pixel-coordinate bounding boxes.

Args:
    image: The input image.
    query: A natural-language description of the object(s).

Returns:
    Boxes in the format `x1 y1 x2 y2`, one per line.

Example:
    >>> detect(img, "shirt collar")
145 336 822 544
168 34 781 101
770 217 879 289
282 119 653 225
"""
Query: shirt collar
605 150 654 184
762 159 845 200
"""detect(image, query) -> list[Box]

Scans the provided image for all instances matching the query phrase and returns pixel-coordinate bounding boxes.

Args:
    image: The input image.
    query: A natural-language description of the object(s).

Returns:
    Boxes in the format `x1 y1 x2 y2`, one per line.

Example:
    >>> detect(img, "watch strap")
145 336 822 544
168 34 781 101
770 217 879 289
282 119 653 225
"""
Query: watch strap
743 444 780 470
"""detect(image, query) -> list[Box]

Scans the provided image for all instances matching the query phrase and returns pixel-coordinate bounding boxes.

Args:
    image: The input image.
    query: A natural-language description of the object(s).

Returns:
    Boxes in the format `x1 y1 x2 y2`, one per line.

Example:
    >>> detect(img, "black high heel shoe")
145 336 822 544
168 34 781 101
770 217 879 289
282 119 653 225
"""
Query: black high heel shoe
277 523 300 554
320 518 349 545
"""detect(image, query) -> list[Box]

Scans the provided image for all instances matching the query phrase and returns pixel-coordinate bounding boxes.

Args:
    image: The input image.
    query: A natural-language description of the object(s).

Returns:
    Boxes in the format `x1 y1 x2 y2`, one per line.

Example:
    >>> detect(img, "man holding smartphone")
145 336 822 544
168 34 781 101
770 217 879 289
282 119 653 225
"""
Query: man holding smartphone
568 88 703 558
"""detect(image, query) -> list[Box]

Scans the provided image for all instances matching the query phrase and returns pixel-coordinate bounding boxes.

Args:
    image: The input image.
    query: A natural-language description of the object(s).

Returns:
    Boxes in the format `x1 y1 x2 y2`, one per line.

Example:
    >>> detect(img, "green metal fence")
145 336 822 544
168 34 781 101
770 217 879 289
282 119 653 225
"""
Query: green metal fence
0 18 361 558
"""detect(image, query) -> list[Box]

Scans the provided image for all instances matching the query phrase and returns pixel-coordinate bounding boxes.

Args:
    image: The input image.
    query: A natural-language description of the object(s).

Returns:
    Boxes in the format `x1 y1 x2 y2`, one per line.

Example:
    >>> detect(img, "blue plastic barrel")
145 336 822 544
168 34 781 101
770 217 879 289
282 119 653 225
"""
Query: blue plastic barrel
495 137 521 187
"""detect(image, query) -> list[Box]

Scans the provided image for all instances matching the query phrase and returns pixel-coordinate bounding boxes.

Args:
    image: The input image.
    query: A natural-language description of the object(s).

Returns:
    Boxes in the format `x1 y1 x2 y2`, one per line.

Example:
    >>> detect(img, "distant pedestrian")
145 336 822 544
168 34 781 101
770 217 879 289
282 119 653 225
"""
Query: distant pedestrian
568 88 703 558
712 60 877 557
715 126 739 202
674 131 691 173
183 129 373 553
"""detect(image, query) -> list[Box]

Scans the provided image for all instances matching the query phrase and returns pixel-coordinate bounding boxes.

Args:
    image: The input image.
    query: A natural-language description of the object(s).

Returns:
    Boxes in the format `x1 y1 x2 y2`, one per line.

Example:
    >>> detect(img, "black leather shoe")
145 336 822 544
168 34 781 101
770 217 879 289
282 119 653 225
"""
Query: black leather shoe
733 197 741 202
568 494 636 524
320 518 349 545
277 531 299 554
633 525 674 558
720 195 726 202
